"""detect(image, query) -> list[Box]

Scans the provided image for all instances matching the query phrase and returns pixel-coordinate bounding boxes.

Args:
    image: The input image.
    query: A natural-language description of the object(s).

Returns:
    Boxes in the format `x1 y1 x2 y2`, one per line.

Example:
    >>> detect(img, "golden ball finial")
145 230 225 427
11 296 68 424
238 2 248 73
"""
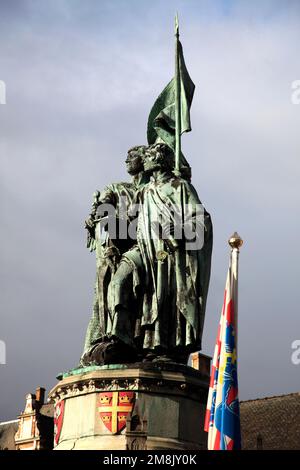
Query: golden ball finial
228 232 243 250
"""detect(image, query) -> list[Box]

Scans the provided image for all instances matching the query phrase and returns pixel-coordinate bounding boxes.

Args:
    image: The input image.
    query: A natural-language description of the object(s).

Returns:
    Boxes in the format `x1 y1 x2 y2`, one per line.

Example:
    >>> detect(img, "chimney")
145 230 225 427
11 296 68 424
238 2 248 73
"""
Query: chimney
190 352 211 377
35 387 45 405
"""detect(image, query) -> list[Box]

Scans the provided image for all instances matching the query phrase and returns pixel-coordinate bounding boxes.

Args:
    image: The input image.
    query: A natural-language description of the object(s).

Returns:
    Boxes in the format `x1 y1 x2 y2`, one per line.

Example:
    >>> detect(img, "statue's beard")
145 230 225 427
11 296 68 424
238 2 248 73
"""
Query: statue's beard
127 165 143 176
144 163 161 173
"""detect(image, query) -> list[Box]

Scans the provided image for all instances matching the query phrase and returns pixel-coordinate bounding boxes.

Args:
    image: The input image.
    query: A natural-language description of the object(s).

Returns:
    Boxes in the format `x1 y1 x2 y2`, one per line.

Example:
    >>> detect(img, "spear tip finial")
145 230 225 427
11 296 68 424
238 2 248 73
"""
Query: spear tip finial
228 232 243 250
175 13 179 37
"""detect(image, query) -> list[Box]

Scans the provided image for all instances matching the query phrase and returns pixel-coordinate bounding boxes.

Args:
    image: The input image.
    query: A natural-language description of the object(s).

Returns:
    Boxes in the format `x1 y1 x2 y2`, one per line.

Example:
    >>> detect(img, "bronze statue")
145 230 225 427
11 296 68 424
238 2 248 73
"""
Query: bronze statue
80 146 149 365
80 17 213 366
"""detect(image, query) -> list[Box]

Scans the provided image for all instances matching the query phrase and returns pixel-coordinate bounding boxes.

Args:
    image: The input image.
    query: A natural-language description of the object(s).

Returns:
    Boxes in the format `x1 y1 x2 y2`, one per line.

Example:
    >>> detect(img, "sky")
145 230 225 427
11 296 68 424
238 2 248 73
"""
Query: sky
0 0 300 421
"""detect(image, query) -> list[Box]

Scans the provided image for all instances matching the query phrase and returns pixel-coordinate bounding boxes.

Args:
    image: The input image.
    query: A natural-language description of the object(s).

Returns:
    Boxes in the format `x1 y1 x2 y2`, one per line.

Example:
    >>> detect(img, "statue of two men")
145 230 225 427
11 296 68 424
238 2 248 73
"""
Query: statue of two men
80 143 212 366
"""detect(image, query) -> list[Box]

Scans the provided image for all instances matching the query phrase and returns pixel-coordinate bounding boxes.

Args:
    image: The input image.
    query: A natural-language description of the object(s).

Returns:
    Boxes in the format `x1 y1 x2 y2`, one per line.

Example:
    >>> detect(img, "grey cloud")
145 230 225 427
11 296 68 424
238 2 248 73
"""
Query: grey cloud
0 0 299 420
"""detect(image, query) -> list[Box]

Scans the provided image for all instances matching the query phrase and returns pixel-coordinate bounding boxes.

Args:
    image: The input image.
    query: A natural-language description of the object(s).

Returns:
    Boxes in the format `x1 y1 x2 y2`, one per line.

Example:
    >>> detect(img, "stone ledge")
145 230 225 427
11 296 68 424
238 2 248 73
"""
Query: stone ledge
49 363 209 404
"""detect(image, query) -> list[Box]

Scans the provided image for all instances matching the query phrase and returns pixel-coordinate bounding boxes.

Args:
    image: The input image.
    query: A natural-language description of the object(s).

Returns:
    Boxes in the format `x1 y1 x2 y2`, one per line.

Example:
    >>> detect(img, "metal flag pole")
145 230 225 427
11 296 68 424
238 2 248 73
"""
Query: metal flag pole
174 13 181 174
228 232 243 350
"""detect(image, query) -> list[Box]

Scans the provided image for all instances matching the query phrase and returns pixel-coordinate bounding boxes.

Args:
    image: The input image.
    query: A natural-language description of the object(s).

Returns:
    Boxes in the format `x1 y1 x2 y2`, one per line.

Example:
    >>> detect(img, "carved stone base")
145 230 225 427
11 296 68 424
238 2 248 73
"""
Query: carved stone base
48 361 209 450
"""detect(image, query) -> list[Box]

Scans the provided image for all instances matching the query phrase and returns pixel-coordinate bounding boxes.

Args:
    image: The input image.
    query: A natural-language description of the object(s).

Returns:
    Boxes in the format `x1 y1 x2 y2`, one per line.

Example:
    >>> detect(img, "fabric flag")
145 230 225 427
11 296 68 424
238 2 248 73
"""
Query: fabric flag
147 39 195 169
204 260 241 450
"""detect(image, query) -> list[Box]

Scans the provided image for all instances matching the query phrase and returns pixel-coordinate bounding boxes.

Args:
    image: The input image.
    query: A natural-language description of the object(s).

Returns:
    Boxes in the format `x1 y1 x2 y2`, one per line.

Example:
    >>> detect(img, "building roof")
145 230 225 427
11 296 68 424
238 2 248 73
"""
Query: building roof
240 392 300 450
0 420 18 450
40 403 54 418
0 403 54 451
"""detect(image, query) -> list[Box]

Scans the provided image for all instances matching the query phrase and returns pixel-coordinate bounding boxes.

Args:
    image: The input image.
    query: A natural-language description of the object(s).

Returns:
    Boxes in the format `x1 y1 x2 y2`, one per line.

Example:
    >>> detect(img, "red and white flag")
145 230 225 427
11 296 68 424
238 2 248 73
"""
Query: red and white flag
204 245 241 450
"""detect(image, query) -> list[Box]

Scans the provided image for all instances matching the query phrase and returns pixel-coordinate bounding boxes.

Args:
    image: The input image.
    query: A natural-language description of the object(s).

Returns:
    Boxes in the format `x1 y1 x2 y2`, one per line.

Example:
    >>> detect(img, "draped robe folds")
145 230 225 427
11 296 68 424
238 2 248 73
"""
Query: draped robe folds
136 173 213 352
82 182 139 356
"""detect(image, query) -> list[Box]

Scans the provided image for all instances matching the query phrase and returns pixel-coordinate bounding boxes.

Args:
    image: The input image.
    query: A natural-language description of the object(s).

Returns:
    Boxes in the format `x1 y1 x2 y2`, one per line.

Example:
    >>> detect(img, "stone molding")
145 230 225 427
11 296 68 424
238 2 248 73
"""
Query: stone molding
48 364 208 405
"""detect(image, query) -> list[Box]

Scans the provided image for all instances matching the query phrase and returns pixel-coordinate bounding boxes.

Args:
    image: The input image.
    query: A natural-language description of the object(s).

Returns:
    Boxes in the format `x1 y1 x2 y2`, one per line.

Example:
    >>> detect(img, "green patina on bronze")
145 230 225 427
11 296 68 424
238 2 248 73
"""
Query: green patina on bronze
60 364 130 379
79 18 213 367
82 145 149 358
147 15 194 175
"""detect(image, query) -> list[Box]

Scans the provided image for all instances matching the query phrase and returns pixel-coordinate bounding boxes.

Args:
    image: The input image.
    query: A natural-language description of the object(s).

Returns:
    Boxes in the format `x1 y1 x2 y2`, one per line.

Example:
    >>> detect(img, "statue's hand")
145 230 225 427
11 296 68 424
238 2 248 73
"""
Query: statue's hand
85 216 95 230
151 221 180 253
161 221 175 240
103 245 121 269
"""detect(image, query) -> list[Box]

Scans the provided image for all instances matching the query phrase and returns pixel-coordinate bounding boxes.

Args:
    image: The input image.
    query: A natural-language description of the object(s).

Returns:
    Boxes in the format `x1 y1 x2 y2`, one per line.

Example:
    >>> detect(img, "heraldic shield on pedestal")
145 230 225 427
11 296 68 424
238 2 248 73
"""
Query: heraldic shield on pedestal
98 392 135 434
54 400 65 446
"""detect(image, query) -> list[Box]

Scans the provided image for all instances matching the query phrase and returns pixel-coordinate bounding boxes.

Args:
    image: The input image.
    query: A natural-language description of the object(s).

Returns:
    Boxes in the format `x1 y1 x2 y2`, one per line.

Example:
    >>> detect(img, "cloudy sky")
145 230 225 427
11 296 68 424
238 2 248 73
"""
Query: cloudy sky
0 0 299 421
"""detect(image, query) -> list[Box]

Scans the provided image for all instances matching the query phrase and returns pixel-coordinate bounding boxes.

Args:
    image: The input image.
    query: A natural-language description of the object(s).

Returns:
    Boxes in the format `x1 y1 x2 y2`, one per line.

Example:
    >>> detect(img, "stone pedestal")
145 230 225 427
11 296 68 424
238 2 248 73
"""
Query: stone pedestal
48 360 210 450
